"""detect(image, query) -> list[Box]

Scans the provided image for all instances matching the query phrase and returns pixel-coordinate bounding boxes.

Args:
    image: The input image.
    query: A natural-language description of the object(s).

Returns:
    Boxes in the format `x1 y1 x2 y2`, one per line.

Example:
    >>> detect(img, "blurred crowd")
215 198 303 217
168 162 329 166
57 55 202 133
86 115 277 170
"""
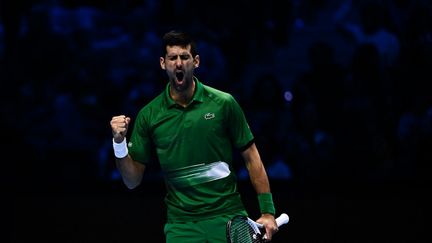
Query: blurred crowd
1 0 431 192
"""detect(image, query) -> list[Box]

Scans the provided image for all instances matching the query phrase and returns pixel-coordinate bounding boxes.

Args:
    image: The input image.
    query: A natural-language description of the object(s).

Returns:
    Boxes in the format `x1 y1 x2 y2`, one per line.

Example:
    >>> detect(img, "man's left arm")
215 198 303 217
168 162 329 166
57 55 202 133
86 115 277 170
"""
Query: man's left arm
241 143 279 240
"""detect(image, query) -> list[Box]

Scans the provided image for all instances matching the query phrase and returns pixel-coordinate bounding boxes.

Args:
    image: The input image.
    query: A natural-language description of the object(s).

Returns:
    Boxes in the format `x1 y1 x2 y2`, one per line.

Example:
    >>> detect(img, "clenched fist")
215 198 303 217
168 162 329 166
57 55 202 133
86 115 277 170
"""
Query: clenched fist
110 115 131 143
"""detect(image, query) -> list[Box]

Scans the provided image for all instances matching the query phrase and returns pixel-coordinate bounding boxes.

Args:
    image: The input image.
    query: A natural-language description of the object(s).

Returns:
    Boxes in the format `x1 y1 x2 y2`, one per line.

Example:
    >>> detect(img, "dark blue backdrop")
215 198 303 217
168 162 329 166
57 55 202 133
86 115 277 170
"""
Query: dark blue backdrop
2 0 431 242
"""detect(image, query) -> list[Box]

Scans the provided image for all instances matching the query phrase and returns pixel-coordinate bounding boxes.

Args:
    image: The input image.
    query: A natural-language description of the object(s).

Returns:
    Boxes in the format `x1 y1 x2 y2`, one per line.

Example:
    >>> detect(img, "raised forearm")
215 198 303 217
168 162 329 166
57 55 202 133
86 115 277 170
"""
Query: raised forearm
111 115 146 189
115 155 145 189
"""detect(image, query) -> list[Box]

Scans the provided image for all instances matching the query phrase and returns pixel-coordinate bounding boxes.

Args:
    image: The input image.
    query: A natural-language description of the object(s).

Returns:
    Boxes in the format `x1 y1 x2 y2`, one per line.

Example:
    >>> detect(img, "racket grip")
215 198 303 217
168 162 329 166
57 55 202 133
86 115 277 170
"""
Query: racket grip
276 213 289 226
261 213 289 241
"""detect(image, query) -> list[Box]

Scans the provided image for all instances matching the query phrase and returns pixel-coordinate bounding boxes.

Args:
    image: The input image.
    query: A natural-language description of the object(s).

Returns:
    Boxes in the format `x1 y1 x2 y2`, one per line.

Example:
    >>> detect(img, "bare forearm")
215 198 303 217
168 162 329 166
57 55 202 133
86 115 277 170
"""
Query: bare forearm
242 143 276 221
242 144 271 194
115 155 145 189
247 158 271 194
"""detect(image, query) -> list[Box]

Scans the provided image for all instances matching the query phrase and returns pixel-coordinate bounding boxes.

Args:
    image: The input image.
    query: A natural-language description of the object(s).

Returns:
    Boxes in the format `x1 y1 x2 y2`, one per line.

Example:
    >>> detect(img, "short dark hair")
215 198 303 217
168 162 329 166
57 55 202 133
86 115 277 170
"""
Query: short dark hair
162 30 198 57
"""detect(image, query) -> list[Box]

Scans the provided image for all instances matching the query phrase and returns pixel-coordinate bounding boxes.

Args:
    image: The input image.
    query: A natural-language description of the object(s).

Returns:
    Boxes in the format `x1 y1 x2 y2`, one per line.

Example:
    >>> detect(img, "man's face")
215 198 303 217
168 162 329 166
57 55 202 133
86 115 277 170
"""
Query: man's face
160 45 199 92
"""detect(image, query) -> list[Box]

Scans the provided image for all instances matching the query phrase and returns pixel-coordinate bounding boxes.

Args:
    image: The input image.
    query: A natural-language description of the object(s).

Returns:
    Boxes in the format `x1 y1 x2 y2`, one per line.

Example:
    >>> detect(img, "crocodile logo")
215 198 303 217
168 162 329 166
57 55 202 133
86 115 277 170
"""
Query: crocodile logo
204 112 215 120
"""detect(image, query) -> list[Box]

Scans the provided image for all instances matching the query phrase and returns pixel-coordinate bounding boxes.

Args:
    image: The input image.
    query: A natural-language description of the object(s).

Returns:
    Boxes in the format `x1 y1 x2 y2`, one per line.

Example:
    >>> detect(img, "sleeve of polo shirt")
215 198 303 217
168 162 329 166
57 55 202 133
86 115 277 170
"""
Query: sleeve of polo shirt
128 110 153 164
226 95 254 151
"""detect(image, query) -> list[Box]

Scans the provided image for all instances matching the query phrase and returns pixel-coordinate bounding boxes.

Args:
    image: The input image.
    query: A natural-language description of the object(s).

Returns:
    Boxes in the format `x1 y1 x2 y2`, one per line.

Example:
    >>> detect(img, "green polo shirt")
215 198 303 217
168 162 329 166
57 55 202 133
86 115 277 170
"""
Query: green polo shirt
128 78 254 222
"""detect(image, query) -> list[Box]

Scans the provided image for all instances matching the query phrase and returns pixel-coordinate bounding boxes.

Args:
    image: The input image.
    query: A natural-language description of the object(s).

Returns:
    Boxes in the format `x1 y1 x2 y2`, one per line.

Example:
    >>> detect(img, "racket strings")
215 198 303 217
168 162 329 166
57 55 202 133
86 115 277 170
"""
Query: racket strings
227 217 264 243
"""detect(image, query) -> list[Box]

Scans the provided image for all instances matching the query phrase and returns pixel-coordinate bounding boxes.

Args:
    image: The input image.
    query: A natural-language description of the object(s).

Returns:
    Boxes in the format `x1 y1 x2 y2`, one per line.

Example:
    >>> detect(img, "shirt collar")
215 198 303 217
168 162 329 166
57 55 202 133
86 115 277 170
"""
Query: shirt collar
164 76 204 108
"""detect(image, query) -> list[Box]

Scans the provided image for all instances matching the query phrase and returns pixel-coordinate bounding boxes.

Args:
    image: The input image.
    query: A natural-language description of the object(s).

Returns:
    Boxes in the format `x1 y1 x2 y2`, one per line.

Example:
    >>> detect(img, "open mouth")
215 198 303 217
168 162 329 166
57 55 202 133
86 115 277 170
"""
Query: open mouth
176 72 184 81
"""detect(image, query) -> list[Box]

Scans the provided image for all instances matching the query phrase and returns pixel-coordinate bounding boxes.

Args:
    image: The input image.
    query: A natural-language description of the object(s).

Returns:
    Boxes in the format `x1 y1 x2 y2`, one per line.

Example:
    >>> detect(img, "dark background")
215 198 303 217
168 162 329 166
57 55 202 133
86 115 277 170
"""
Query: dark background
2 0 431 242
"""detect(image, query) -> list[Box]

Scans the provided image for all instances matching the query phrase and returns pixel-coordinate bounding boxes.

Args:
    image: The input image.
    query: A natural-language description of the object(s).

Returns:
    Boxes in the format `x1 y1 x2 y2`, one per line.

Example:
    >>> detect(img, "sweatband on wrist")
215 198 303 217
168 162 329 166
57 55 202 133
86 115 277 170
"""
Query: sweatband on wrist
258 193 275 215
113 138 128 159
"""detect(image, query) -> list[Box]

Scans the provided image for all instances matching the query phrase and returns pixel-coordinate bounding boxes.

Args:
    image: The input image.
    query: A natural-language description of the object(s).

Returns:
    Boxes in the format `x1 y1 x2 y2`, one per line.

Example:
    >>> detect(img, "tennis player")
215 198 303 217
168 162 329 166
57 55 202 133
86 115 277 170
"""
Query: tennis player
110 30 279 242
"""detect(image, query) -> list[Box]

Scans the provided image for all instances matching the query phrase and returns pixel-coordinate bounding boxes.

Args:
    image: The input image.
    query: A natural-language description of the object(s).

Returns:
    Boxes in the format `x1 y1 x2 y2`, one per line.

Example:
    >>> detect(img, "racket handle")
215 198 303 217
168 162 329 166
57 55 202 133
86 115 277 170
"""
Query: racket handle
262 213 289 240
276 213 289 227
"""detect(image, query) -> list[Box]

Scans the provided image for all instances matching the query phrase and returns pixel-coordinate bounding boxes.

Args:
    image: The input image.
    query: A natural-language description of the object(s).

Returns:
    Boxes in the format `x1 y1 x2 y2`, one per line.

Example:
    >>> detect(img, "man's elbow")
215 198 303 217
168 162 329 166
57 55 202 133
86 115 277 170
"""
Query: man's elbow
123 178 141 190
125 183 138 190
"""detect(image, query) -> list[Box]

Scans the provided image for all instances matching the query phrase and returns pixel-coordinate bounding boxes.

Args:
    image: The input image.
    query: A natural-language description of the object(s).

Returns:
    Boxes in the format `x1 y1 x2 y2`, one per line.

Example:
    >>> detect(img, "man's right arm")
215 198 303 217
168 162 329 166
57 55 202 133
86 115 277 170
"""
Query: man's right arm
110 115 146 189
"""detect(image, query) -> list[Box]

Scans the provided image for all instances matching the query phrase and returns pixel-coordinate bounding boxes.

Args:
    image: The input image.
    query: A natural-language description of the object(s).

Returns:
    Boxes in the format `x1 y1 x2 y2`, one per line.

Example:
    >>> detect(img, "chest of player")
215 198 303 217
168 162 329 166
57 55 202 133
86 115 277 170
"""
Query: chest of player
150 103 226 149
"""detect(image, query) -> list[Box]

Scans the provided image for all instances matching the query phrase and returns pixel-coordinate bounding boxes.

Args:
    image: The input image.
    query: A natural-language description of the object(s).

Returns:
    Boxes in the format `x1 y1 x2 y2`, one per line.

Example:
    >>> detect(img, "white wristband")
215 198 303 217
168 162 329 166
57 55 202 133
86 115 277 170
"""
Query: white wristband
113 138 128 159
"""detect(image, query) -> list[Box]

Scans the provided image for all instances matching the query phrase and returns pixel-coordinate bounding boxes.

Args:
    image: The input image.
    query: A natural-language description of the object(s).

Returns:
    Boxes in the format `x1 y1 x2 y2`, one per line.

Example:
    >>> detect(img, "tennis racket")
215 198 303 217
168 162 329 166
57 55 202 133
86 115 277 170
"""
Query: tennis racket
226 213 289 243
